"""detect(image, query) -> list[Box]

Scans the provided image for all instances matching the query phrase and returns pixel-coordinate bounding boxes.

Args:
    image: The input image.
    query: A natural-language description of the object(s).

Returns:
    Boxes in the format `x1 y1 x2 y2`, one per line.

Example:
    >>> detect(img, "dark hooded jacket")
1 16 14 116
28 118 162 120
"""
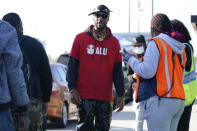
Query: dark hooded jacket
0 20 29 111
18 34 52 103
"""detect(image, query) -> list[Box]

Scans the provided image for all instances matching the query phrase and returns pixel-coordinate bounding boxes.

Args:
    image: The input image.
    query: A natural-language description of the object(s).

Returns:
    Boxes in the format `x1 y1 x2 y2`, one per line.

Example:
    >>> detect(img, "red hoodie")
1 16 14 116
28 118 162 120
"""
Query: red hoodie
69 25 122 101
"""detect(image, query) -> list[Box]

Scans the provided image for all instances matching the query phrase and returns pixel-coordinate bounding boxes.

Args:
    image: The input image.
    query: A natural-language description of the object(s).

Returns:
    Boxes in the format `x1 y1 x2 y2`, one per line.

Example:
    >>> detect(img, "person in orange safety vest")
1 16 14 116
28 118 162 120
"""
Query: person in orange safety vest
122 13 186 131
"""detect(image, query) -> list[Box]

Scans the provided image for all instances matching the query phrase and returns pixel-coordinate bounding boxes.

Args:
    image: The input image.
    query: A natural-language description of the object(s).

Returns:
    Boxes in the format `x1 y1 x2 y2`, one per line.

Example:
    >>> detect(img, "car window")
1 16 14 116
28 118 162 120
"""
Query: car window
53 66 68 86
57 55 69 66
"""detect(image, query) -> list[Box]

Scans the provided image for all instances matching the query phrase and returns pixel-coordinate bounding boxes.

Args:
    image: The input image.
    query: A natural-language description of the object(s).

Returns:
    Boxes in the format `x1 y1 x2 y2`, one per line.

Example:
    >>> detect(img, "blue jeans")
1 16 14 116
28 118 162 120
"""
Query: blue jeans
0 109 15 131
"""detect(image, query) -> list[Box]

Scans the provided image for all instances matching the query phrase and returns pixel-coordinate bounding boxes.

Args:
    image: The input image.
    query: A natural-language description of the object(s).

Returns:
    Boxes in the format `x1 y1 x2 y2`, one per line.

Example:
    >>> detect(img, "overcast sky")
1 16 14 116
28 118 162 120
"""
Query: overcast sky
0 0 196 58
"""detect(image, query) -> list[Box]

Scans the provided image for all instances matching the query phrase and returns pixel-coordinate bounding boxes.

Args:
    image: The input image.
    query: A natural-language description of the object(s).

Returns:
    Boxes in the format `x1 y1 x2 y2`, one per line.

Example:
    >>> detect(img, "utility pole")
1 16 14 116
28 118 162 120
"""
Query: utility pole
138 0 143 33
152 0 154 16
128 0 131 33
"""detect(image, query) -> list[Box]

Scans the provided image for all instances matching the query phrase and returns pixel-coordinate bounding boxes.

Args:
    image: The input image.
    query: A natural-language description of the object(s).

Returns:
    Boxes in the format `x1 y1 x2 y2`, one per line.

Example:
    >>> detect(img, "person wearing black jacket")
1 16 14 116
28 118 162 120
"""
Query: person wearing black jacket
67 5 125 131
3 13 52 131
171 19 196 131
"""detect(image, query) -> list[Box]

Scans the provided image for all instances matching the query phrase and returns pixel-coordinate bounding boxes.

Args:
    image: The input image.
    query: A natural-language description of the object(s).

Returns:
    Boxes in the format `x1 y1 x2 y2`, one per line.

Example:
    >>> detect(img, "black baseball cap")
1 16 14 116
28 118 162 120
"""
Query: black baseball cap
132 35 146 45
88 5 112 16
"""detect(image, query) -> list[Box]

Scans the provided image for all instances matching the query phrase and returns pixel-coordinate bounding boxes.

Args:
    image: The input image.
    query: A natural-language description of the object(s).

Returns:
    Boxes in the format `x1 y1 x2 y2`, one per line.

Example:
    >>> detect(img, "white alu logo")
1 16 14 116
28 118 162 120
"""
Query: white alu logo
87 44 107 55
87 44 95 54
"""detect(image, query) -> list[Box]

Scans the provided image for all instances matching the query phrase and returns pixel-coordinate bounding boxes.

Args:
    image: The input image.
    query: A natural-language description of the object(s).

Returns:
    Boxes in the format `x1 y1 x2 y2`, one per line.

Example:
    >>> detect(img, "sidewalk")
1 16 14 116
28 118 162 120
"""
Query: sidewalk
111 99 197 131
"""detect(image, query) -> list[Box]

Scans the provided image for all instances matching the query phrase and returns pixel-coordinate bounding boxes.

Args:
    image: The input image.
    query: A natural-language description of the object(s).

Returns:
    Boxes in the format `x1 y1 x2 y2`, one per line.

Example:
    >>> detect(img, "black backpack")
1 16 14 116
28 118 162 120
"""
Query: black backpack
18 35 33 97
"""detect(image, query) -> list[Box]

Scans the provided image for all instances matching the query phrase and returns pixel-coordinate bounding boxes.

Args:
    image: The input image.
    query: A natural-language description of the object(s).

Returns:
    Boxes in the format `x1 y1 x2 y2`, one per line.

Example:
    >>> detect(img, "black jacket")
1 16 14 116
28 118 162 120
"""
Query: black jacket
185 43 193 72
18 34 52 103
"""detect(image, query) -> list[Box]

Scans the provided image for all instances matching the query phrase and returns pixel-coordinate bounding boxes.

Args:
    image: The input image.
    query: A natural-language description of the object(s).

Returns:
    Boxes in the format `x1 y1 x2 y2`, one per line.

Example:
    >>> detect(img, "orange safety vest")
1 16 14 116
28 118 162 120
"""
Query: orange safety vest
135 57 143 101
135 38 186 101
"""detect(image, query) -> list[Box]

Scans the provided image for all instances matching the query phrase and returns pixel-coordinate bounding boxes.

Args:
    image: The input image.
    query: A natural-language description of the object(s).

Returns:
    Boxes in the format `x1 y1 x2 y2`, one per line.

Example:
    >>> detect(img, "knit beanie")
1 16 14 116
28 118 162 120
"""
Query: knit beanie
151 13 172 33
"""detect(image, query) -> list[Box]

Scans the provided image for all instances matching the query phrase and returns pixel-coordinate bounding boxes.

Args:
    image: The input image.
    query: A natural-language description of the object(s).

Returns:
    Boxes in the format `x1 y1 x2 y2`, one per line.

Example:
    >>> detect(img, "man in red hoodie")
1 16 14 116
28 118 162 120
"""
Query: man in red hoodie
66 4 125 131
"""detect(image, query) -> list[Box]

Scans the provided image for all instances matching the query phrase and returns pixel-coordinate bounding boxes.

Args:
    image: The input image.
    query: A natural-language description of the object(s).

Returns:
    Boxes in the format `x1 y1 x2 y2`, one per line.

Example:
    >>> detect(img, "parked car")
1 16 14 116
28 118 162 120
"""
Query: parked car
56 53 69 66
113 62 133 109
47 63 78 127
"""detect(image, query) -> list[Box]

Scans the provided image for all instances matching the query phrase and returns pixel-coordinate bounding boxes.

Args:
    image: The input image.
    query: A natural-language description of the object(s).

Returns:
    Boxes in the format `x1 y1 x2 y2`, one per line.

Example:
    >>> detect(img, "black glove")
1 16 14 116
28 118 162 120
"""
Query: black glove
122 49 134 62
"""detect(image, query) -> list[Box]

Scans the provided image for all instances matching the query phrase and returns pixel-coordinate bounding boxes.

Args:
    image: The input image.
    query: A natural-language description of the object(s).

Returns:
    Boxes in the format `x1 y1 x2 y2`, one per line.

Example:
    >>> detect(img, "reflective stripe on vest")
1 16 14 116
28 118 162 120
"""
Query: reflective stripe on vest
183 43 196 84
159 38 171 97
152 38 186 99
183 43 197 106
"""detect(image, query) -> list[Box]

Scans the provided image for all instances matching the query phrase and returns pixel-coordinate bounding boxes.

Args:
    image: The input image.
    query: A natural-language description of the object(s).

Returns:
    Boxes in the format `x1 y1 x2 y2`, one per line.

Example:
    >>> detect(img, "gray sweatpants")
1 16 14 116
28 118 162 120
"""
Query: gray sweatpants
133 91 144 131
139 96 185 131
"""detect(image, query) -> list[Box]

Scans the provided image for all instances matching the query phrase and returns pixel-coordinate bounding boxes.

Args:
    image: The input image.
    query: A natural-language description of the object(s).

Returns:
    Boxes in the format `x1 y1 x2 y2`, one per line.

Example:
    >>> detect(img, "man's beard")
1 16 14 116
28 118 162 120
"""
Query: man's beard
97 25 106 31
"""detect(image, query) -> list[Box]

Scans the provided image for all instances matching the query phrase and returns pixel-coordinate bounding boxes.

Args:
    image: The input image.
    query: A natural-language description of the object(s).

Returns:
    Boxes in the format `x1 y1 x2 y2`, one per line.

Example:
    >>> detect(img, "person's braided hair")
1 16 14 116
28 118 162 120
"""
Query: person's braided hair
151 13 172 33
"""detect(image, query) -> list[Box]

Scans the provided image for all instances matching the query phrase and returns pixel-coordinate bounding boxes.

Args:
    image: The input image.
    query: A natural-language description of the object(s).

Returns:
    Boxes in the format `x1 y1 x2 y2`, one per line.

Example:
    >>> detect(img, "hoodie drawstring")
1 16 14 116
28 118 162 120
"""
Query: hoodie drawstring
92 39 96 60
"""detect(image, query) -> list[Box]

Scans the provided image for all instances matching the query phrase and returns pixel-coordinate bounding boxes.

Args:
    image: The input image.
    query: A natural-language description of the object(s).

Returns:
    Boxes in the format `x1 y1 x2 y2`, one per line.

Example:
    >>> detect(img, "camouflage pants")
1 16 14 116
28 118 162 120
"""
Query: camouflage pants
12 98 43 131
77 99 113 131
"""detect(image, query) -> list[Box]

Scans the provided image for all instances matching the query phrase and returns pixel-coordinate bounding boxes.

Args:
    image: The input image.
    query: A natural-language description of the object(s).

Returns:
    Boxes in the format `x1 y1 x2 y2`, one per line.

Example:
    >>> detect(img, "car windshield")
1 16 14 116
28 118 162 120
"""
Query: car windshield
53 65 68 86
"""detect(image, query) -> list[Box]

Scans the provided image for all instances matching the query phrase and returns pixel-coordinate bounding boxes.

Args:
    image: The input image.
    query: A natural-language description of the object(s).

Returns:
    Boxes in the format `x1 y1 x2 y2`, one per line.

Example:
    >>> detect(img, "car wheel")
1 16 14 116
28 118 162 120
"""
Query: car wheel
57 103 68 127
62 103 68 127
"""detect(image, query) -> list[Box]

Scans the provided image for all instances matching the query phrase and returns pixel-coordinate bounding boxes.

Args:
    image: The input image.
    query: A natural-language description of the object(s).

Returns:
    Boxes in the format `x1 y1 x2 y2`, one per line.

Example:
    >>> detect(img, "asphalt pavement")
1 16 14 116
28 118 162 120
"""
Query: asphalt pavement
47 99 197 131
